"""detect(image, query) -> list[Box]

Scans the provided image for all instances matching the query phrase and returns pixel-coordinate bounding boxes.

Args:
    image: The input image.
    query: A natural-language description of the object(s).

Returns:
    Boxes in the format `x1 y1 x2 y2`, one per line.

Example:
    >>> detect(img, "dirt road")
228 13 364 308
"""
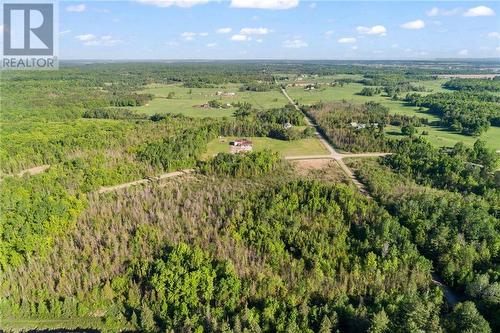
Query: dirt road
1 164 51 181
280 87 386 194
97 169 193 194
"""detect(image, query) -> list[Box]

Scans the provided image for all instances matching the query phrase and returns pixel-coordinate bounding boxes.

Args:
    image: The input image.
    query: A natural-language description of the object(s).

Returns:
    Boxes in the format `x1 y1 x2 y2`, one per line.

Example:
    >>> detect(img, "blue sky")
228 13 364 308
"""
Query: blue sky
58 0 500 59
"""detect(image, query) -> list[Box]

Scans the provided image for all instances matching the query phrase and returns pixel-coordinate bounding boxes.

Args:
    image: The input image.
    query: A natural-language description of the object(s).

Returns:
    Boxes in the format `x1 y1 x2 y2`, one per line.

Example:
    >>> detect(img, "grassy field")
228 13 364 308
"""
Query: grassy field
204 136 329 158
286 78 499 150
0 317 118 332
133 83 288 118
385 125 500 150
278 74 365 85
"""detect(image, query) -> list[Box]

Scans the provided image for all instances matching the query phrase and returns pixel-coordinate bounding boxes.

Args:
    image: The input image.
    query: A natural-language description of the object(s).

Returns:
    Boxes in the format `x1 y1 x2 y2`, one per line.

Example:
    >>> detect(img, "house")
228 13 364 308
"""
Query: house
216 91 236 97
194 103 211 108
350 122 366 130
284 122 292 129
229 139 253 153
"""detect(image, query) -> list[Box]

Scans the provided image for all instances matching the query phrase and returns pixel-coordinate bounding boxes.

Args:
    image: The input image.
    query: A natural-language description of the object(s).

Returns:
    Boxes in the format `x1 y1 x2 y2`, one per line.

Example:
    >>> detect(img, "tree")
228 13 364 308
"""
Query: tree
401 124 416 137
140 303 157 332
444 302 491 333
368 310 389 333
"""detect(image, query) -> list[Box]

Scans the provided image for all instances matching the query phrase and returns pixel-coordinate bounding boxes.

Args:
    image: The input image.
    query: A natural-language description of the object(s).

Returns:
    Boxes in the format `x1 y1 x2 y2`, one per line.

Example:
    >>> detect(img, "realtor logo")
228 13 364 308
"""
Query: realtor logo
2 2 58 69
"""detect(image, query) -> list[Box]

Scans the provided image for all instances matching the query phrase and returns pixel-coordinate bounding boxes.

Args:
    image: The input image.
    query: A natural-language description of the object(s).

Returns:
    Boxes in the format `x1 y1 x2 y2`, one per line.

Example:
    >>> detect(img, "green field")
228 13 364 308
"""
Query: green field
133 83 288 118
385 125 500 151
204 136 329 158
286 78 499 150
278 74 365 85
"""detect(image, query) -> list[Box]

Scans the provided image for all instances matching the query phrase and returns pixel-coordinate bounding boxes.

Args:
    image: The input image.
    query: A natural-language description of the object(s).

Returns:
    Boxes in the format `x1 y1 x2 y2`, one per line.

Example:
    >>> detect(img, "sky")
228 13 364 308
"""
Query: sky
56 0 500 60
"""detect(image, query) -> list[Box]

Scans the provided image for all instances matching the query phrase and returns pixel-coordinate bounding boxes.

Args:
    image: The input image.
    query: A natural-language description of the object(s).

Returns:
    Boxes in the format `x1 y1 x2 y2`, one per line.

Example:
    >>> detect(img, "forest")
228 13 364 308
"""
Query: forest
405 91 500 136
1 61 499 332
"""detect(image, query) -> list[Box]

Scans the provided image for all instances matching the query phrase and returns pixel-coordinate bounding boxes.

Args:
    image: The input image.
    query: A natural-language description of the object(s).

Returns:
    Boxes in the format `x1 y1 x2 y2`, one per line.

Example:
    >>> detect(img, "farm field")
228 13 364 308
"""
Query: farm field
385 125 500 150
279 74 365 85
133 83 288 117
287 79 499 150
204 136 329 158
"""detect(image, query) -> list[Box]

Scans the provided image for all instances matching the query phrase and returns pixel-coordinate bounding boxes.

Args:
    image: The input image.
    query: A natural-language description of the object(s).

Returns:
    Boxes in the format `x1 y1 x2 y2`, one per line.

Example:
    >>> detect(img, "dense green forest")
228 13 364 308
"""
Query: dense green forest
349 143 499 330
1 62 499 332
405 91 500 136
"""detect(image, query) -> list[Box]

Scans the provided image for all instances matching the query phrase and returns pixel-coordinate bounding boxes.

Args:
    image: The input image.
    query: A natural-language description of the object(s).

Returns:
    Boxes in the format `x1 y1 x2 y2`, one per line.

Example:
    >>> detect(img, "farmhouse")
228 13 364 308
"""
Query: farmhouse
229 139 253 153
216 91 236 97
350 122 366 129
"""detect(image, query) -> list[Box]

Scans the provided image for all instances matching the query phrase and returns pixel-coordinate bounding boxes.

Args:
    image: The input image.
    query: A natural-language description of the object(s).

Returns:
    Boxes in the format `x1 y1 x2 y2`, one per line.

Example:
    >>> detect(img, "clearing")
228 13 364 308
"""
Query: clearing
133 83 288 118
285 76 499 150
204 136 329 158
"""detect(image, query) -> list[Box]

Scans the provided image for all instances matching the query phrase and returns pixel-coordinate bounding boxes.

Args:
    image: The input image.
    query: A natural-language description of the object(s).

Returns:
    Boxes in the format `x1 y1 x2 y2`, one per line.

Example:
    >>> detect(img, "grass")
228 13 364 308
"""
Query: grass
277 74 365 85
386 125 500 151
204 136 329 158
0 317 117 331
286 78 499 150
133 83 288 118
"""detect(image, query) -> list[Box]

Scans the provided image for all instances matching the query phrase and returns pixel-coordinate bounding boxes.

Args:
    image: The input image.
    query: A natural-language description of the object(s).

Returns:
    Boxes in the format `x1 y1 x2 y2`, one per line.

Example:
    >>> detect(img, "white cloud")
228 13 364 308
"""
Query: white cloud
464 6 495 17
426 7 461 17
356 25 387 36
325 30 334 36
181 32 197 41
351 46 358 50
496 46 500 53
136 0 211 8
75 34 122 46
282 39 308 48
400 19 425 30
66 4 86 12
59 29 72 35
240 27 271 35
426 7 439 16
206 42 217 47
199 32 209 37
338 37 356 44
487 32 500 39
75 34 96 42
231 34 249 41
230 0 299 10
309 3 316 9
458 49 469 56
256 38 263 43
216 27 232 34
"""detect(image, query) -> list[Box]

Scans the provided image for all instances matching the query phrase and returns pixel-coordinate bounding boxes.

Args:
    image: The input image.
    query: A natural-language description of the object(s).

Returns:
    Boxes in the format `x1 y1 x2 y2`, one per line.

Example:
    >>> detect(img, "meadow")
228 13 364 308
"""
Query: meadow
286 78 499 150
204 136 329 158
134 83 288 118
